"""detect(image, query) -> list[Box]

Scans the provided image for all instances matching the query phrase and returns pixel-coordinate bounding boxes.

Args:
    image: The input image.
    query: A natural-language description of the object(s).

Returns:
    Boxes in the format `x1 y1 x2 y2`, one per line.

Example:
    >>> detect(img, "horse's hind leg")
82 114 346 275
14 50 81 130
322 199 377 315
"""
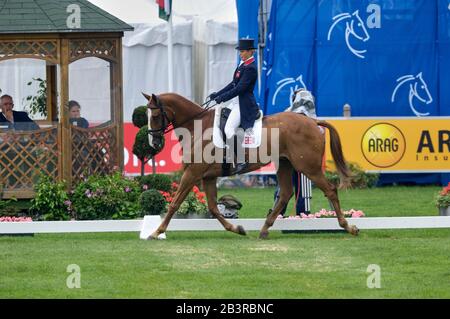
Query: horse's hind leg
202 177 246 236
304 170 359 236
259 159 294 239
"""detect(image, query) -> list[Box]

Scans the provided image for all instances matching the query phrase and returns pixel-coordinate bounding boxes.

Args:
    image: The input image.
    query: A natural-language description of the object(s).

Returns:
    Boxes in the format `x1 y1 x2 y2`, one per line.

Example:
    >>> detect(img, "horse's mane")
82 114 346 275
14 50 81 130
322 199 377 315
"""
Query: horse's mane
159 93 202 111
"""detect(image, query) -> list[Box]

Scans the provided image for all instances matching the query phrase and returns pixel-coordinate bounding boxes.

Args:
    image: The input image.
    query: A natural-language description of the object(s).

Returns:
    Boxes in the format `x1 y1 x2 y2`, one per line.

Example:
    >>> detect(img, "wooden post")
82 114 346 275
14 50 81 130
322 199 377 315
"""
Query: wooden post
59 38 72 186
114 38 124 171
45 64 58 122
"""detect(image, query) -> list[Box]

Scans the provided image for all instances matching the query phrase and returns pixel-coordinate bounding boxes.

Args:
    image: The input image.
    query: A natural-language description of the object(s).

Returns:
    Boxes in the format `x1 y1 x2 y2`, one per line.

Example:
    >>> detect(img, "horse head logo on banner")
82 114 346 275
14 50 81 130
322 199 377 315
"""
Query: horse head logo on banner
391 72 433 117
327 5 381 59
327 10 370 59
272 75 307 108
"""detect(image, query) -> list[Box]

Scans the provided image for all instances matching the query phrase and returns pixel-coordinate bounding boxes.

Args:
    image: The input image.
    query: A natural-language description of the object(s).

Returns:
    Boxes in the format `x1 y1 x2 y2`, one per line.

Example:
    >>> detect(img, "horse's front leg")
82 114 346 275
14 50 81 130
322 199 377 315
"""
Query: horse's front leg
149 167 199 239
202 177 246 236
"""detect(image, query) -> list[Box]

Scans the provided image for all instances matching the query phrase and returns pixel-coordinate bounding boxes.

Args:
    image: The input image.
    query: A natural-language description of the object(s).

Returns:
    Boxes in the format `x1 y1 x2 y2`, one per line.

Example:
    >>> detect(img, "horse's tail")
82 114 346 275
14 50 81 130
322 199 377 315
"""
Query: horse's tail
316 120 352 188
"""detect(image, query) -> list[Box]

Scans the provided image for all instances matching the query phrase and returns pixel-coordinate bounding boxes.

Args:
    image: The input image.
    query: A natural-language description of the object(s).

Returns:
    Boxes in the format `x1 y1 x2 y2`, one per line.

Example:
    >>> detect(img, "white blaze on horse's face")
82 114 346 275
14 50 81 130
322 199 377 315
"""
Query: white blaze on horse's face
147 106 153 148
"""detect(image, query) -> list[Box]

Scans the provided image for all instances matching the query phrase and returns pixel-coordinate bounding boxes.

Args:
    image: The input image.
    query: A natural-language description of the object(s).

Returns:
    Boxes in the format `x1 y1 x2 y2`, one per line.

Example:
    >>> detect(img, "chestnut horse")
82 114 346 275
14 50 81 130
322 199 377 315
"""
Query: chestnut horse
143 92 359 239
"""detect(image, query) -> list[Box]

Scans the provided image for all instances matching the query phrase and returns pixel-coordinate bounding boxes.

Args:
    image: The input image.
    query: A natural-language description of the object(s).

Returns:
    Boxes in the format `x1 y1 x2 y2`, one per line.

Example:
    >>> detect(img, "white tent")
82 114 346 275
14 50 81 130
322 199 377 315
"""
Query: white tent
0 0 238 123
88 0 238 119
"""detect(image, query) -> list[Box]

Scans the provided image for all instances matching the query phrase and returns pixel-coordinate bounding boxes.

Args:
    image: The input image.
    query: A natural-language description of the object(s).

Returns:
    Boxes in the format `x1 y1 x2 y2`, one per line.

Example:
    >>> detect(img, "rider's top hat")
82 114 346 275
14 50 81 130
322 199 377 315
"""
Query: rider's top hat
236 38 257 50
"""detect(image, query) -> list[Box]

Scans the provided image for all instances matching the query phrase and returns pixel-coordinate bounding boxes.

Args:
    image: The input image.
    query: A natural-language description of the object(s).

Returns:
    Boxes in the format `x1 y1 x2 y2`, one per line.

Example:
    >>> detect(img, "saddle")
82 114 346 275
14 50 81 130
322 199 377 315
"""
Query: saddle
212 106 263 176
212 106 263 149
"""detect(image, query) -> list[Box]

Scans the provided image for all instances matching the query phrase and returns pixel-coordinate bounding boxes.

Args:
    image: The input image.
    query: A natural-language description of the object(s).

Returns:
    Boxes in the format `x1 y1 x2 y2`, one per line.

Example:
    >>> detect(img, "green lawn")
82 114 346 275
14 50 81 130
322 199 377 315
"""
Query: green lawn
1 230 450 298
1 185 449 299
219 185 441 218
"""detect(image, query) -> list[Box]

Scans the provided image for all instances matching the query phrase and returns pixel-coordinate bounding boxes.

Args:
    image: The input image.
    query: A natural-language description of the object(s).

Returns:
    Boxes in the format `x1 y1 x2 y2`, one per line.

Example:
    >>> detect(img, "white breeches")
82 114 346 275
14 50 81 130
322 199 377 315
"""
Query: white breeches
224 101 241 139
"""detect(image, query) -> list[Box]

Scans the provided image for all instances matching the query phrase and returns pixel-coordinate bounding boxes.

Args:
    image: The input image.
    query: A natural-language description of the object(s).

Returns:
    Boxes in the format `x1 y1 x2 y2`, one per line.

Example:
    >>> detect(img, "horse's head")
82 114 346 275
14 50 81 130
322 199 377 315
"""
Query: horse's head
348 10 370 42
412 73 433 105
142 92 170 152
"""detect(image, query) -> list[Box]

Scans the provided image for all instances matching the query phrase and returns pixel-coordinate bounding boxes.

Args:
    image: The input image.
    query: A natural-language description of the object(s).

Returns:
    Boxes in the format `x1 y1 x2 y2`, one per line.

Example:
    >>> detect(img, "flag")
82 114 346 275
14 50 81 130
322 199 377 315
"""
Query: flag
156 0 172 21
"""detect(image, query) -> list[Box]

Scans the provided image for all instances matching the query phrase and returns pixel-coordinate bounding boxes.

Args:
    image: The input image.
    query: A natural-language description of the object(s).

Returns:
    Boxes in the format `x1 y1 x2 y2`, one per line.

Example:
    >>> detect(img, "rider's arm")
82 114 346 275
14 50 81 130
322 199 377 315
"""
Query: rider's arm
216 67 257 103
214 81 235 98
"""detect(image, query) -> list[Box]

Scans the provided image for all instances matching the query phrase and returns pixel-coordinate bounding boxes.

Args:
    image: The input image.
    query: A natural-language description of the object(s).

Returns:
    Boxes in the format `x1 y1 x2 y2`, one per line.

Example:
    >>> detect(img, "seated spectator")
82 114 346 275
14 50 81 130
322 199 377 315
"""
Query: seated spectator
69 100 89 128
0 94 40 131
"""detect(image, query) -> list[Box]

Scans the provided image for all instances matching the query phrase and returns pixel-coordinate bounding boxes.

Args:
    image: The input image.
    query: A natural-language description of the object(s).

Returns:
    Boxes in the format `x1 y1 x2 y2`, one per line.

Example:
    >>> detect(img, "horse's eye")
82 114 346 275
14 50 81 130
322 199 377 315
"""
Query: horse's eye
358 23 362 27
421 85 425 89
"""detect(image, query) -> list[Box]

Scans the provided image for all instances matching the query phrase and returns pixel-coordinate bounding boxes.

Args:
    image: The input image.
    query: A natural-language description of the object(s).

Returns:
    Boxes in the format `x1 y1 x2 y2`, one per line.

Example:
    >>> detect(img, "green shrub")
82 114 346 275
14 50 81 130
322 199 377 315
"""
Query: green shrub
132 105 148 128
325 162 379 189
70 172 140 220
133 126 165 176
140 189 167 215
30 175 71 220
136 174 172 192
0 197 19 216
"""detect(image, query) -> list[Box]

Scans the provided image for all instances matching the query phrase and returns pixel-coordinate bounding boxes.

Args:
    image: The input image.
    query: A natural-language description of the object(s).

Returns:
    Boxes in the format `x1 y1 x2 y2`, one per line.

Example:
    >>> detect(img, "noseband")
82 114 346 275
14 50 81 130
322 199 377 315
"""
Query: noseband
147 96 171 137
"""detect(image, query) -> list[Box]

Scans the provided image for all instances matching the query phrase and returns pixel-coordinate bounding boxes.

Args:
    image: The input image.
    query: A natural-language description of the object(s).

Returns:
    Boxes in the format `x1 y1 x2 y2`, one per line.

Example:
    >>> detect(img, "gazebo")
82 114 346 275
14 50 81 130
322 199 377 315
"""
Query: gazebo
0 0 133 199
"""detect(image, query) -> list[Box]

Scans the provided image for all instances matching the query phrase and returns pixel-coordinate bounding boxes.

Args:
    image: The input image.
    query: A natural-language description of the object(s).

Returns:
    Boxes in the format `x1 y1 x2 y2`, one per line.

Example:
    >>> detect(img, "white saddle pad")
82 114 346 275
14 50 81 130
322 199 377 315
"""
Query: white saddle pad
213 106 263 149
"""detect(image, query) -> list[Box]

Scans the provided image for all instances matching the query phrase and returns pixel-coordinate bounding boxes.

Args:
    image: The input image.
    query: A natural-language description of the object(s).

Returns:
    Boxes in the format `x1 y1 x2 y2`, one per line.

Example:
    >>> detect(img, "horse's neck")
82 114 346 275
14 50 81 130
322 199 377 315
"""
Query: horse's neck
159 94 208 130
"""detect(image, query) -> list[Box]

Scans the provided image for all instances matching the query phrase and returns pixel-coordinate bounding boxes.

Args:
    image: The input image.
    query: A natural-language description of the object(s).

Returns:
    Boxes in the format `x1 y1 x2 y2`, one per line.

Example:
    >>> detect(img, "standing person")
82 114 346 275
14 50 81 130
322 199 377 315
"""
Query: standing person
68 100 89 128
209 38 261 174
0 94 39 131
273 89 317 217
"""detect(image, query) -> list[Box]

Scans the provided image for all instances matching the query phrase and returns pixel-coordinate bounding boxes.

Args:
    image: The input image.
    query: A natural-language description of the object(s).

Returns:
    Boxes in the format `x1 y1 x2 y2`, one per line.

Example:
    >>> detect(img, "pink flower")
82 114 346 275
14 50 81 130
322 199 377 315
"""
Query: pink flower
142 184 149 190
351 211 365 218
0 216 32 222
124 187 131 193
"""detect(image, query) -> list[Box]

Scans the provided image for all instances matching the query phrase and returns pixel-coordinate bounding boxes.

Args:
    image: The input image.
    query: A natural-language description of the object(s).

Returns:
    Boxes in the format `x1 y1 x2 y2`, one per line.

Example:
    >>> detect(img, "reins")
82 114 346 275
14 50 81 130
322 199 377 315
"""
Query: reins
148 97 217 136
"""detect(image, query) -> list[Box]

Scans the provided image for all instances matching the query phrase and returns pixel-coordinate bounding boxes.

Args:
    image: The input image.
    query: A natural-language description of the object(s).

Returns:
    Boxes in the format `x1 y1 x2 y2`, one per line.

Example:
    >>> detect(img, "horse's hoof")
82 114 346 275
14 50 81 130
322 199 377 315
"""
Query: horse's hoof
349 225 359 236
236 225 247 236
146 232 161 240
258 231 269 240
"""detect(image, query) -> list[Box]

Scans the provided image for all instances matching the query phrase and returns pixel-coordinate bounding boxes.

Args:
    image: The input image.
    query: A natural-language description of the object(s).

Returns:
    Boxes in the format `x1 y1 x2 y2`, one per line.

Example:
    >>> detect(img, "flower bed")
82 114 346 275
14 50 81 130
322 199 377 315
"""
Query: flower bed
435 182 450 209
0 216 32 222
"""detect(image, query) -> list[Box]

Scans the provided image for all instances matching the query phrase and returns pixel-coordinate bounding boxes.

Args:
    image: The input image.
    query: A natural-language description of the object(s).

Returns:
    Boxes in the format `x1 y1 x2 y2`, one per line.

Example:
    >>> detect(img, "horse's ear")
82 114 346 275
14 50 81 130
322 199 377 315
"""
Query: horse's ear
142 92 152 101
152 94 158 104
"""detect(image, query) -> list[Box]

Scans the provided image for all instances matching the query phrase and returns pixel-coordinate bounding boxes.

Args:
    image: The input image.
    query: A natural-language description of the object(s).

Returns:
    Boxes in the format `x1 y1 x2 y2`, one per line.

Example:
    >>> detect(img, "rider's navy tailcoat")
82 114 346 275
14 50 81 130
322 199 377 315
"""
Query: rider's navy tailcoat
215 57 260 130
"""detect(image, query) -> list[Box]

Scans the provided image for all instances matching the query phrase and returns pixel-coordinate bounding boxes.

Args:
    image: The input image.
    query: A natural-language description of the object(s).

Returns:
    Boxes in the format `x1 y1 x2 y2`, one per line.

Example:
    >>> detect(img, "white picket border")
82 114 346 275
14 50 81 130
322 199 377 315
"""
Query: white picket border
1 216 450 238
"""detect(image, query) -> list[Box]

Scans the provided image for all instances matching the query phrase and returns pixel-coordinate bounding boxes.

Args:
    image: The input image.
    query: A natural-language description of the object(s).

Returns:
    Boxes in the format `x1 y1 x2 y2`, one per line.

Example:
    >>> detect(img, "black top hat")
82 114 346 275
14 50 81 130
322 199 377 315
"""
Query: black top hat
236 38 257 50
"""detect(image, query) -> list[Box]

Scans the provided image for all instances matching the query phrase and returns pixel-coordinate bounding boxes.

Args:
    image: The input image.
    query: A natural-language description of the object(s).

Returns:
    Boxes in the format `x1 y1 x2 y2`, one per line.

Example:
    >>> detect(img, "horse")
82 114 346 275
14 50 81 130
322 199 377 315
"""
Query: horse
142 92 359 239
391 72 433 117
327 10 370 59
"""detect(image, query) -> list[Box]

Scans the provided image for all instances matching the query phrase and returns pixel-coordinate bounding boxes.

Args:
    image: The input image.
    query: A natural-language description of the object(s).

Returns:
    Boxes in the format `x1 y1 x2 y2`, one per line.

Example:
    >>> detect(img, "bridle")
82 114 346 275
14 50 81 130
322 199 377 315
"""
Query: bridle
147 96 171 137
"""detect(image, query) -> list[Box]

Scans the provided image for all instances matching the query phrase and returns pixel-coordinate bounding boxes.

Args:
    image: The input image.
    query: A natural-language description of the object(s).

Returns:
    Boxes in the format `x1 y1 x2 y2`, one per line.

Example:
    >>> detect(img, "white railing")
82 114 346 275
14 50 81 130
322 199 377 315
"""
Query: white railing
1 216 450 240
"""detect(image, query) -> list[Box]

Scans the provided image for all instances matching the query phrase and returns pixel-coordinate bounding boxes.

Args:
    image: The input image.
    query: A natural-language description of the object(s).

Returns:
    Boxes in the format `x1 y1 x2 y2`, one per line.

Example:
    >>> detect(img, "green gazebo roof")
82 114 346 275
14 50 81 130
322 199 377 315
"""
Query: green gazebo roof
0 0 133 34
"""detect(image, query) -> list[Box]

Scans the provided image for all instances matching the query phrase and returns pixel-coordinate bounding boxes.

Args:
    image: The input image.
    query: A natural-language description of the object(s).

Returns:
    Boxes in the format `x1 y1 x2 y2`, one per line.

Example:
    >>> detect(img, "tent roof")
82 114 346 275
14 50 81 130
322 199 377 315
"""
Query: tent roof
0 0 133 34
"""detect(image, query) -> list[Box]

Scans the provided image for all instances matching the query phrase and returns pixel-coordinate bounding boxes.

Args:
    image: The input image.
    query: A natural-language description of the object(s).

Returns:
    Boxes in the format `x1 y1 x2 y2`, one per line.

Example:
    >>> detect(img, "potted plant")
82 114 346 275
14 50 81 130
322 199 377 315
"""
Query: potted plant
167 184 210 218
435 182 450 216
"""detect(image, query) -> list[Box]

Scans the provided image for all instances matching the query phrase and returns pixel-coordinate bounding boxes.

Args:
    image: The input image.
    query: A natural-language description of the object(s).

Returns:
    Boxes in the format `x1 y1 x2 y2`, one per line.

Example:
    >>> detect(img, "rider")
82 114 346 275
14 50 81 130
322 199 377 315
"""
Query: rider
209 38 261 174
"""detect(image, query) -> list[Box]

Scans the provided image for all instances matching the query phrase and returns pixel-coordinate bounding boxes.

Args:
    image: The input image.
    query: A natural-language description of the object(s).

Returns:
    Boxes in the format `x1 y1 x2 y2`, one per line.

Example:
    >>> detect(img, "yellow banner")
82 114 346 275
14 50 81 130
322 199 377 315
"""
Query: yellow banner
324 117 450 172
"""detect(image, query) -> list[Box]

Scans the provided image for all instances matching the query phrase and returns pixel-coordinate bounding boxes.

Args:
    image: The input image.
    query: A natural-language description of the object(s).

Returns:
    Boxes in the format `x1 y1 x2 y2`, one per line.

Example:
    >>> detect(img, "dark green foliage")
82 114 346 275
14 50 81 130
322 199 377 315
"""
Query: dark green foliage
132 106 148 128
133 126 162 160
30 175 70 220
139 189 167 215
325 162 379 189
70 172 140 220
136 174 172 192
26 78 47 117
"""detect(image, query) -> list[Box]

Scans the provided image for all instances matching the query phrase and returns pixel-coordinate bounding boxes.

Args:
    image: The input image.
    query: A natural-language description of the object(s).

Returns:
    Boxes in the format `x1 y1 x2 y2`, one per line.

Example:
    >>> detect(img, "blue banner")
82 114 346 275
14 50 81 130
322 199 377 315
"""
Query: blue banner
260 0 444 118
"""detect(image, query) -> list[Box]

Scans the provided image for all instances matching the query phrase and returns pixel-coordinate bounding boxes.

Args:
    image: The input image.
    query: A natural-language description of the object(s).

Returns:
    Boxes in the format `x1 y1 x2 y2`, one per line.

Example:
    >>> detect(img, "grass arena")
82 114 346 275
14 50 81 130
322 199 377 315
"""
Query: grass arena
2 186 450 299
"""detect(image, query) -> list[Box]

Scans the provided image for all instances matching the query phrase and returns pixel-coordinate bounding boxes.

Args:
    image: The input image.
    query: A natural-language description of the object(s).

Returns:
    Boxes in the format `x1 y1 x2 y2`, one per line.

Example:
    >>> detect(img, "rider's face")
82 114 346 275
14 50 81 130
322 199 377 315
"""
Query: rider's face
239 49 254 61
